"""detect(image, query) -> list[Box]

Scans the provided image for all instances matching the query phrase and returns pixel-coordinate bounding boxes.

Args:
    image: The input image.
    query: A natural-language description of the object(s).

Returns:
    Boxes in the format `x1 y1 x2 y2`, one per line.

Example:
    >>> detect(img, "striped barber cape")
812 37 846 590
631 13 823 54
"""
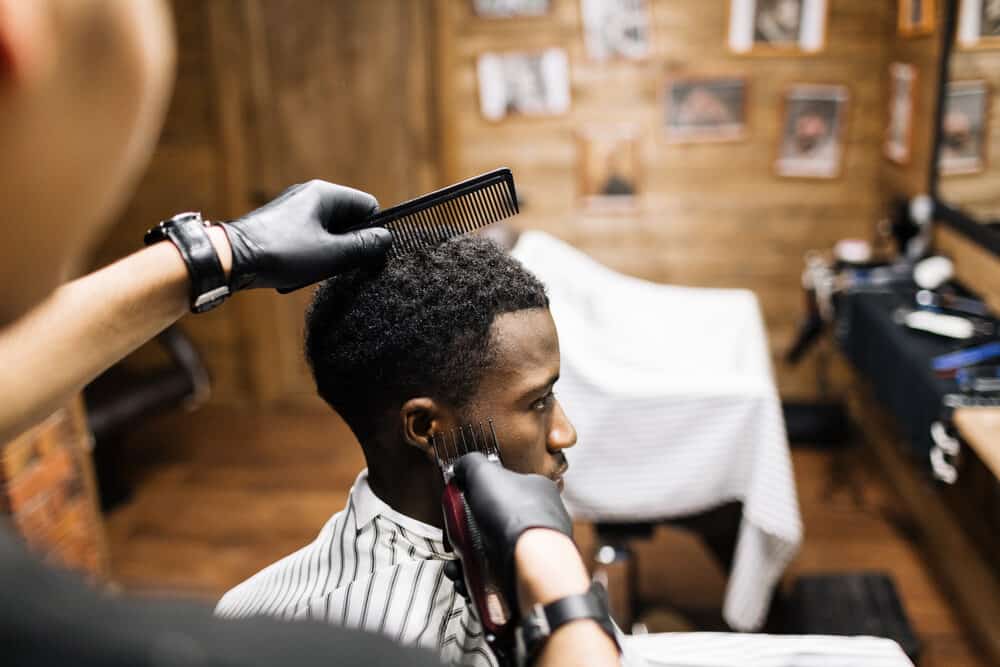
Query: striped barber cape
215 469 497 667
213 469 913 667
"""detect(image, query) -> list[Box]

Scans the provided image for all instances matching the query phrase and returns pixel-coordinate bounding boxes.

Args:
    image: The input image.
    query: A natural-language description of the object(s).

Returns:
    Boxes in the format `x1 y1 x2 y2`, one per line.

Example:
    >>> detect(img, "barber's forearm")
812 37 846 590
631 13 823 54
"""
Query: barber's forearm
515 530 620 667
0 228 231 442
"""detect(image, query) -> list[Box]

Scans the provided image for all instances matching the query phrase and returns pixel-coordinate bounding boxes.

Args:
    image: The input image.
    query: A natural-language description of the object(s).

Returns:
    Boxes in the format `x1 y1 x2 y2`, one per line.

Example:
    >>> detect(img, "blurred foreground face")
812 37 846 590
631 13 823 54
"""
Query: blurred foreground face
0 0 175 322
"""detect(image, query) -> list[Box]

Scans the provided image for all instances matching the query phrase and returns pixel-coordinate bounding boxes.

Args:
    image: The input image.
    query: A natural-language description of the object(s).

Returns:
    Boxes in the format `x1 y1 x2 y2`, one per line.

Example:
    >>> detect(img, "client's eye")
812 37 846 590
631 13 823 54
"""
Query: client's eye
531 391 556 411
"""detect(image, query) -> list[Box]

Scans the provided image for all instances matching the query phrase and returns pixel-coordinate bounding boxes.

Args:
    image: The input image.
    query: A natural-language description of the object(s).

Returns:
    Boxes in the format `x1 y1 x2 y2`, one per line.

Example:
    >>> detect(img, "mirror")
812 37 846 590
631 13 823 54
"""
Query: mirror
934 0 1000 251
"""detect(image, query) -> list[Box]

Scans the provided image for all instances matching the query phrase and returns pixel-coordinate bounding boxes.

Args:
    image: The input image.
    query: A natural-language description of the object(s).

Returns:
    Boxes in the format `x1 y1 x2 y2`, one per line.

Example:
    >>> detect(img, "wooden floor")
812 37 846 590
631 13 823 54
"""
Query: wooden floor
104 406 988 666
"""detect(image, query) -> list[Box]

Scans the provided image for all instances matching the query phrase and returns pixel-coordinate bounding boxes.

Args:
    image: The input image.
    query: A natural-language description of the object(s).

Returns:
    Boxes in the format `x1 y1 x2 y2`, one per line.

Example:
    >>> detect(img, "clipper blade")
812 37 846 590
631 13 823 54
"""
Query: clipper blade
430 419 503 475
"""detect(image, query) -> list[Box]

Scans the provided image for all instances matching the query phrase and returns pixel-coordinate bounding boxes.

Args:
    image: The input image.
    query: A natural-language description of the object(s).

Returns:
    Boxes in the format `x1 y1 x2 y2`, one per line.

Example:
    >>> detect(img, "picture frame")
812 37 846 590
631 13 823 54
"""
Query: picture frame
898 0 936 37
576 125 642 211
664 76 748 143
957 0 1000 49
477 49 571 122
471 0 551 18
939 80 990 175
580 0 651 62
885 63 918 164
728 0 828 55
775 84 849 179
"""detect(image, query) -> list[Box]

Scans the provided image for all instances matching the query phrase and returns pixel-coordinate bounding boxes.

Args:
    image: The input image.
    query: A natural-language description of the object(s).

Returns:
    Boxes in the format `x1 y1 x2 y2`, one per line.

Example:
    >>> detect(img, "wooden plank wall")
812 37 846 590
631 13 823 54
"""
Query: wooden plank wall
445 0 896 400
89 0 440 408
89 2 243 399
88 1 953 407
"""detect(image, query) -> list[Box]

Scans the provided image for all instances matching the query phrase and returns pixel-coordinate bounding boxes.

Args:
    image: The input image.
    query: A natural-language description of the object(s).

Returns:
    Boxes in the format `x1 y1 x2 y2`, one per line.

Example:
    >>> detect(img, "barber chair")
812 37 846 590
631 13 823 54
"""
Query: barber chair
592 503 743 632
83 325 210 509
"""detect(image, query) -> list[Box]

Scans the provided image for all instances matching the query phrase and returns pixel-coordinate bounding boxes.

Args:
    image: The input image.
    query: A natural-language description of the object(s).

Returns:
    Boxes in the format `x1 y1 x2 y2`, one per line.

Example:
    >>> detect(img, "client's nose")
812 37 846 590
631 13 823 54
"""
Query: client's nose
548 400 577 451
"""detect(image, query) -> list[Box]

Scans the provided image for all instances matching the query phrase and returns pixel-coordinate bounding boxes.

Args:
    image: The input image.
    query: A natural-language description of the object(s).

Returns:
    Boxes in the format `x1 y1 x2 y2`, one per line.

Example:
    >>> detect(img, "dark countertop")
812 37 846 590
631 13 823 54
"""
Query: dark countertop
836 287 969 465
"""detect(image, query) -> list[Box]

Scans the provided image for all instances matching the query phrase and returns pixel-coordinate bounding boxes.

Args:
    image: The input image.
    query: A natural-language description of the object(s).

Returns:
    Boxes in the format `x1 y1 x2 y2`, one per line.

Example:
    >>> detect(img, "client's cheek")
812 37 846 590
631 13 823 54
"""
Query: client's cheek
497 443 538 475
502 452 533 475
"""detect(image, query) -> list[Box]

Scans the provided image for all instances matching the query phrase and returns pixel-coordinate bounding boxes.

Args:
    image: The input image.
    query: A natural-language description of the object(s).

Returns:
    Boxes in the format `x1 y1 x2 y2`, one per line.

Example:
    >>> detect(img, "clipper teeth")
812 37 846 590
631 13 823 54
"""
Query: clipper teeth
430 418 503 471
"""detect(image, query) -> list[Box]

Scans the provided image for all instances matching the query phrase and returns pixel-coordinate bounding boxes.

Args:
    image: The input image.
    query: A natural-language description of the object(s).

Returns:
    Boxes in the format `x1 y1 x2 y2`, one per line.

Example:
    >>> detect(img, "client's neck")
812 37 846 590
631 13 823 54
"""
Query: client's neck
365 444 444 530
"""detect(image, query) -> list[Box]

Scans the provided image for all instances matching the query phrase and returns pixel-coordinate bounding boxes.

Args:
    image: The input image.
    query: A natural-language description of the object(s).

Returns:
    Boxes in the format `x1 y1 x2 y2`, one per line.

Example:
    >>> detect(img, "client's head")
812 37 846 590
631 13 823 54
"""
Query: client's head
305 236 576 490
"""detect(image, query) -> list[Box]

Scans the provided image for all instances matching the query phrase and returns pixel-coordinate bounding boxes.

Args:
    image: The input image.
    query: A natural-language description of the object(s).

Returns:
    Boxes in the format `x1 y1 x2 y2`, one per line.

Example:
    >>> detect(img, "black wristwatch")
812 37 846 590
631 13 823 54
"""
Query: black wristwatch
145 212 230 313
516 581 620 666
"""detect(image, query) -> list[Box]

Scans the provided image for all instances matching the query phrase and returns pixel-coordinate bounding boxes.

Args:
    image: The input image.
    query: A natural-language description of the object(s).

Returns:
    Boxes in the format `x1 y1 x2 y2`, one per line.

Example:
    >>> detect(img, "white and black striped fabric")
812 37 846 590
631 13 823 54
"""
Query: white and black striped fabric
214 469 912 667
512 231 804 632
215 470 498 667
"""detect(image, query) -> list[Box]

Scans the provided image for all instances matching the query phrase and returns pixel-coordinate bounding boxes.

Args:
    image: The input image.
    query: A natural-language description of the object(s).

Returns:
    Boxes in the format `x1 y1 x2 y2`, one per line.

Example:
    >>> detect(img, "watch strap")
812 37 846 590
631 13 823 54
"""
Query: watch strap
518 581 620 665
145 212 230 313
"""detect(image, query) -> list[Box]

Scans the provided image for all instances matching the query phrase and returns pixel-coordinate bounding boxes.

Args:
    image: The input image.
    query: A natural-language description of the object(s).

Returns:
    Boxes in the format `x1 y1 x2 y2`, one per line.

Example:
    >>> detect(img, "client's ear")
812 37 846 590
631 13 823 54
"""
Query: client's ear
399 397 449 458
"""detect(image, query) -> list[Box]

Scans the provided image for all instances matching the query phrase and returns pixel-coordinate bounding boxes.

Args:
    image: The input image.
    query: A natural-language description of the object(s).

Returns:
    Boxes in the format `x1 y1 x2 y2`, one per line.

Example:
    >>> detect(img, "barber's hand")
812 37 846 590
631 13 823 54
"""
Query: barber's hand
452 452 573 582
219 180 392 292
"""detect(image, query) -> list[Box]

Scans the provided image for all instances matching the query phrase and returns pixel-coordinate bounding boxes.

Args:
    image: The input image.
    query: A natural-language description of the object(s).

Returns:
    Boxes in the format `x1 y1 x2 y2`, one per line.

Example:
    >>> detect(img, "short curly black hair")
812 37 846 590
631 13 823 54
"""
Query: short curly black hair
304 236 549 441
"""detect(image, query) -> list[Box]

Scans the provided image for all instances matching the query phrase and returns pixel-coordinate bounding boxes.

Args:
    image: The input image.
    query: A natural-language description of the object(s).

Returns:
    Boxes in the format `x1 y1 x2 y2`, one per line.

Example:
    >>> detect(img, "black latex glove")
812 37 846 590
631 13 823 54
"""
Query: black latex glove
219 180 392 292
452 453 573 586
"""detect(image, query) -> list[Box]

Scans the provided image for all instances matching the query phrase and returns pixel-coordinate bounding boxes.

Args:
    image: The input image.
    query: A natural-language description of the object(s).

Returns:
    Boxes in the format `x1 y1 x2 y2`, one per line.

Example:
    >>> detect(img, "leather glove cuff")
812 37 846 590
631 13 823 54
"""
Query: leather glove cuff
217 222 261 292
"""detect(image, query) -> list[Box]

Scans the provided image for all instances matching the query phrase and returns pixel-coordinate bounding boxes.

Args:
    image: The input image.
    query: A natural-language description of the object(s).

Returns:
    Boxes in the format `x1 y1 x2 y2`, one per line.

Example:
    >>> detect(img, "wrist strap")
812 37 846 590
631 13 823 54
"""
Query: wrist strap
518 581 620 665
145 212 230 313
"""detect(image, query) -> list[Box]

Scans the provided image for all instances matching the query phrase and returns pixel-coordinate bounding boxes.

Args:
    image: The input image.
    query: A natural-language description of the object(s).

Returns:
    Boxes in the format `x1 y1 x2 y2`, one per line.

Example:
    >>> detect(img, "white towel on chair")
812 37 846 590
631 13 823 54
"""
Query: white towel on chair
512 231 803 631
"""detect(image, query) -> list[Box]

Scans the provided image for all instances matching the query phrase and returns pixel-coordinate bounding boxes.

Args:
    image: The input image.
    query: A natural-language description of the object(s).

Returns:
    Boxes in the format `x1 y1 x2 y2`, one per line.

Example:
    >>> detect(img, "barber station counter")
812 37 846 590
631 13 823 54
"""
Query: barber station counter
835 288 961 463
833 285 1000 665
952 407 1000 480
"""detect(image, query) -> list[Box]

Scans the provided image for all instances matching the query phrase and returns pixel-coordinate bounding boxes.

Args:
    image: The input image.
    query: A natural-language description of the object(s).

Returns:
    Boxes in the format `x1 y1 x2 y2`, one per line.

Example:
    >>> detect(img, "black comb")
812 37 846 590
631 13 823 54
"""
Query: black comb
430 419 503 475
352 168 519 259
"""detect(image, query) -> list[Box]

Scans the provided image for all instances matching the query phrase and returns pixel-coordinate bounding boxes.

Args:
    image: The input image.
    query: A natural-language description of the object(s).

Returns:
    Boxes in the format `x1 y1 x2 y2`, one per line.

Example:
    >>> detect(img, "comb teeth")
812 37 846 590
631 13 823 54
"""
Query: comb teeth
362 168 518 259
430 418 503 473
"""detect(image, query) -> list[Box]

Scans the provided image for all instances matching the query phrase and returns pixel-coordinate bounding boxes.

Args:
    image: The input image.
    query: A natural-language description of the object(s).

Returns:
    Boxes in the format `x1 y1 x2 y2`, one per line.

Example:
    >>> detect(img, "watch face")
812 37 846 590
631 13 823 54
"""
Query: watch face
147 210 227 314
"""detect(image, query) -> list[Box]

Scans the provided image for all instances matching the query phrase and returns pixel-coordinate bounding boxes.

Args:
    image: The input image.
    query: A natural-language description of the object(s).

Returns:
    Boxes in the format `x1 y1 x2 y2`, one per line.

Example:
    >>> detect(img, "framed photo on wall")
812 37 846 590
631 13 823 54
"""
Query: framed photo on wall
775 84 849 179
898 0 936 37
477 49 571 121
664 76 748 143
580 0 650 61
728 0 828 54
885 63 917 164
939 80 990 175
472 0 550 18
576 126 642 210
958 0 1000 48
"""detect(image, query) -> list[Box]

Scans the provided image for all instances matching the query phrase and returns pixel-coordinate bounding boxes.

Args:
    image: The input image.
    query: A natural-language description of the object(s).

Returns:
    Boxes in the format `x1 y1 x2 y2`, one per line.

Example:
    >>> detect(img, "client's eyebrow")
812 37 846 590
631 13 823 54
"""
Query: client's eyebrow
518 372 560 403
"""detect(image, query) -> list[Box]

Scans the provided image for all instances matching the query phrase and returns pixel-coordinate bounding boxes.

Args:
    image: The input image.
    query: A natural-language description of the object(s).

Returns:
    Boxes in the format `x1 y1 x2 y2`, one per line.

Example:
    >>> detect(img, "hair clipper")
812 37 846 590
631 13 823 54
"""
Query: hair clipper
431 421 516 665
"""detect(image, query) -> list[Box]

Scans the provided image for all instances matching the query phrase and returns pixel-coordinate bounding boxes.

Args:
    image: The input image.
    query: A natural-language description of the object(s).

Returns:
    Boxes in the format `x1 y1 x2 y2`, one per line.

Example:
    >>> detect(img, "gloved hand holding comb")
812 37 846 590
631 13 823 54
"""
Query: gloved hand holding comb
221 168 518 293
219 180 393 292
